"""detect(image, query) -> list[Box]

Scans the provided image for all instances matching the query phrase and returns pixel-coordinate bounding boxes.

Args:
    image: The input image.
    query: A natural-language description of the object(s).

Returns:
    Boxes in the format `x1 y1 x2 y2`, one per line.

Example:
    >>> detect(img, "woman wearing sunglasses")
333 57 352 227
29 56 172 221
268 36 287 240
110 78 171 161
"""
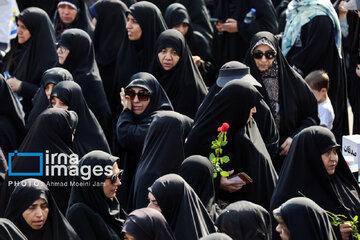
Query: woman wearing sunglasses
66 150 124 240
116 72 173 211
244 31 319 172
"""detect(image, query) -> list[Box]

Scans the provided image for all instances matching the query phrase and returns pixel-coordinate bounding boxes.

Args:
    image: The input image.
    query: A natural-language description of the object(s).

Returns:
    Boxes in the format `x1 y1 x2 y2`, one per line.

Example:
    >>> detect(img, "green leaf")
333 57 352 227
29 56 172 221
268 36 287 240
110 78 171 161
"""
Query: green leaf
211 145 217 149
220 157 223 164
220 171 229 177
213 172 217 178
215 148 220 155
222 156 230 163
354 216 358 221
209 153 215 161
222 141 228 146
219 148 223 155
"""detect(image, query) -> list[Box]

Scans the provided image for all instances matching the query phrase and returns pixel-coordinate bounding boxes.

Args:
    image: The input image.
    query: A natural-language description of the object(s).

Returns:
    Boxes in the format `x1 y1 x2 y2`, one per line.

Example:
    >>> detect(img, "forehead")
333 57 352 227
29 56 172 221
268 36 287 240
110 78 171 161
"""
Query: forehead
130 86 147 92
254 44 272 51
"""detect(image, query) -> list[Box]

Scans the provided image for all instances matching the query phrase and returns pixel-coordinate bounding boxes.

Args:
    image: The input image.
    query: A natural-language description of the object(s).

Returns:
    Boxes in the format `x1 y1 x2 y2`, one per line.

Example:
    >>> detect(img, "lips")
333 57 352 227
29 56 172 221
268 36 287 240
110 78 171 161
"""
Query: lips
32 220 44 226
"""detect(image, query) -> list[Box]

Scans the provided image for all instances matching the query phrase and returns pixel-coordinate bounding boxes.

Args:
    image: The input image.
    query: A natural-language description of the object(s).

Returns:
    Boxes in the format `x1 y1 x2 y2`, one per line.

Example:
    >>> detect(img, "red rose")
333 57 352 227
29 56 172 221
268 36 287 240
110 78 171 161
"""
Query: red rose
217 122 230 132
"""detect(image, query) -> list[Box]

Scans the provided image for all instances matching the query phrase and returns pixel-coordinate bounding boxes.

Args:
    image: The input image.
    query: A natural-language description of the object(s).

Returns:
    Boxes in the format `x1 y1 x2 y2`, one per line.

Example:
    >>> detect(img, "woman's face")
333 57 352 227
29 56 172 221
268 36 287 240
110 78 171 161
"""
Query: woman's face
58 4 78 24
253 44 276 72
126 14 142 41
57 45 70 65
275 215 290 240
147 192 161 212
158 47 180 70
123 233 136 240
321 147 338 175
51 96 68 110
22 198 49 230
127 87 151 115
172 23 189 36
17 20 31 44
103 162 122 198
45 83 55 100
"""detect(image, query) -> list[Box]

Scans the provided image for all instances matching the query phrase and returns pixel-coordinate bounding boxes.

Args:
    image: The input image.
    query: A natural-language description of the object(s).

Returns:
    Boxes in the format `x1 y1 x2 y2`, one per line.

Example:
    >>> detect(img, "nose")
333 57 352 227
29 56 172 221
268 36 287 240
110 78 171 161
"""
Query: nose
133 94 140 102
34 207 42 218
126 21 132 30
164 52 171 60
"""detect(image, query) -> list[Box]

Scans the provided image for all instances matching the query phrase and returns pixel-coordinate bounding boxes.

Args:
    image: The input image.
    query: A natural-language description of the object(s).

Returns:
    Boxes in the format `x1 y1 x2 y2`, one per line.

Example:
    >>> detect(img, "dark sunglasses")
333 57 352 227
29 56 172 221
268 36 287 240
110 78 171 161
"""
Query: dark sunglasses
109 169 124 185
125 89 151 101
252 50 276 60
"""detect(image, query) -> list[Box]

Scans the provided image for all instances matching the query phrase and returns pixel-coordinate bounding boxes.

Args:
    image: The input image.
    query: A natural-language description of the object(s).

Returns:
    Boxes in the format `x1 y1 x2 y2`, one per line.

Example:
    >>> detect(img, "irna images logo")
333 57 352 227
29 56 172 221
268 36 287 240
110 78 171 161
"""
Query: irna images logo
8 150 43 176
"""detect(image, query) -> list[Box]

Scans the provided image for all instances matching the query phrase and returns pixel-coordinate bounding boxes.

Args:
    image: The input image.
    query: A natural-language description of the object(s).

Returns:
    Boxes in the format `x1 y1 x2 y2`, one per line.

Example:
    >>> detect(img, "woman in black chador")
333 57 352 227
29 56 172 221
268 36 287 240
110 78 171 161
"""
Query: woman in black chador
0 74 25 157
131 111 192 210
56 28 112 142
90 0 128 107
116 72 173 209
1 7 57 119
244 31 319 171
185 80 278 210
113 1 167 118
148 174 216 240
270 126 360 240
4 179 78 240
0 218 27 240
151 29 208 118
66 151 124 240
50 81 111 157
26 67 73 131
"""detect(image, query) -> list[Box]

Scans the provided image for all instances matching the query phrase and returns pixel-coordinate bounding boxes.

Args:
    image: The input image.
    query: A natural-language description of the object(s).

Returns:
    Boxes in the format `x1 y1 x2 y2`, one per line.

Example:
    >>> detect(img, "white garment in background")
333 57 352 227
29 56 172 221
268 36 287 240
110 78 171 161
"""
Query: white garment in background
318 98 335 130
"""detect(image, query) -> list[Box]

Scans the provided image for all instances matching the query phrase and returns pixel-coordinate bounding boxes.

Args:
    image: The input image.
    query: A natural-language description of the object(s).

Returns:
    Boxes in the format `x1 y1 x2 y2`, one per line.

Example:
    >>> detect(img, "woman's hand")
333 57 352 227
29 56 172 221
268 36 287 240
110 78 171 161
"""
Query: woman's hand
220 170 244 193
120 87 132 110
192 56 202 67
356 64 360 78
280 137 293 156
7 77 22 92
340 222 352 240
338 1 348 19
221 18 238 33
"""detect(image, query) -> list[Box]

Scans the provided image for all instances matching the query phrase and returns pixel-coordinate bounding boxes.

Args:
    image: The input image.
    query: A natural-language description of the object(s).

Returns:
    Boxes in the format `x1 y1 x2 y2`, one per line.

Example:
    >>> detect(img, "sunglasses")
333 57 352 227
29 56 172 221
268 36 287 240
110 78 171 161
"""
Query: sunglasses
125 89 151 101
252 50 276 60
57 45 69 54
108 169 124 185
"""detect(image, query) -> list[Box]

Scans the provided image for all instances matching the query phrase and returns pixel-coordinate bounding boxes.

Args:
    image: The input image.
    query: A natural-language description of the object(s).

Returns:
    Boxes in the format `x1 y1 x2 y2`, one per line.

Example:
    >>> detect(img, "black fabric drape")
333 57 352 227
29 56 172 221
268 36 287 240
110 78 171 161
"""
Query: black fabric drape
51 81 111 157
113 1 167 118
53 0 94 40
216 200 272 240
0 108 77 215
16 0 57 17
0 218 27 240
57 28 113 143
269 126 360 240
66 150 123 240
151 29 208 118
285 15 348 142
149 174 216 240
115 72 173 210
275 197 337 240
213 0 278 68
25 67 73 131
4 179 78 240
0 75 25 157
131 111 192 210
122 208 176 240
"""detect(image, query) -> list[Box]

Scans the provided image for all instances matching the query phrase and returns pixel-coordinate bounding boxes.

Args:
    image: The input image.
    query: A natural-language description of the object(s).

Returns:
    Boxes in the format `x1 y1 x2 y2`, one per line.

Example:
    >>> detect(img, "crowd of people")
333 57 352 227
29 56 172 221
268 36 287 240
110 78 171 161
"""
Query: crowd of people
0 0 360 239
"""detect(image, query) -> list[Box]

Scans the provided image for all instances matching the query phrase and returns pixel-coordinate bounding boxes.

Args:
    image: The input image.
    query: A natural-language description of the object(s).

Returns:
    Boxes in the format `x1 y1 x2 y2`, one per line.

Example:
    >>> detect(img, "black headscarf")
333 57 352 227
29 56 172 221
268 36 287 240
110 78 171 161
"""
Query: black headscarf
66 151 123 239
131 111 192 210
0 75 25 157
116 72 173 210
11 7 57 118
91 0 128 106
50 81 110 157
57 28 112 141
53 0 94 40
199 233 233 240
113 1 167 118
216 200 272 240
25 67 73 131
0 218 27 240
122 208 175 240
151 29 208 118
4 178 78 240
149 174 216 240
275 197 337 240
270 126 360 239
0 108 78 215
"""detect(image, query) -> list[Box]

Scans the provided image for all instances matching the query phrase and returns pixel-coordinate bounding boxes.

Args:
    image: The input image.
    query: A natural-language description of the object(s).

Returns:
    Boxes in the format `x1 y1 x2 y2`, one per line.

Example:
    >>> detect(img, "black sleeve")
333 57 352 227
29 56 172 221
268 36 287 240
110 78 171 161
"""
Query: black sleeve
18 80 39 99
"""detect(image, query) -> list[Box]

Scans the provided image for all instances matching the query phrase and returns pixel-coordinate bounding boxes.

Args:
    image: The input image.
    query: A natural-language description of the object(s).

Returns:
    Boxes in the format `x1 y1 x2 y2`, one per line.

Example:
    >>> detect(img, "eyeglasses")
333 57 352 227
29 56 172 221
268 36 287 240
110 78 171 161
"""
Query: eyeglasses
125 88 151 101
57 45 69 54
252 50 276 60
108 169 124 185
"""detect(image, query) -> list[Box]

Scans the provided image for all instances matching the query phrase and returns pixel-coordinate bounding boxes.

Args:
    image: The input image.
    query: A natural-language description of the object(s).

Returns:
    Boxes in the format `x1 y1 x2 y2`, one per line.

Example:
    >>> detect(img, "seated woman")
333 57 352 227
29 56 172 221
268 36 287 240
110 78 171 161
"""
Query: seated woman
26 67 73 130
0 218 27 240
116 72 173 209
148 174 216 240
56 28 112 143
270 126 360 240
273 197 337 240
4 178 78 240
53 0 94 40
244 31 319 172
50 81 111 157
66 150 124 240
216 200 272 240
151 29 208 118
131 111 192 210
122 208 175 240
1 7 57 118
